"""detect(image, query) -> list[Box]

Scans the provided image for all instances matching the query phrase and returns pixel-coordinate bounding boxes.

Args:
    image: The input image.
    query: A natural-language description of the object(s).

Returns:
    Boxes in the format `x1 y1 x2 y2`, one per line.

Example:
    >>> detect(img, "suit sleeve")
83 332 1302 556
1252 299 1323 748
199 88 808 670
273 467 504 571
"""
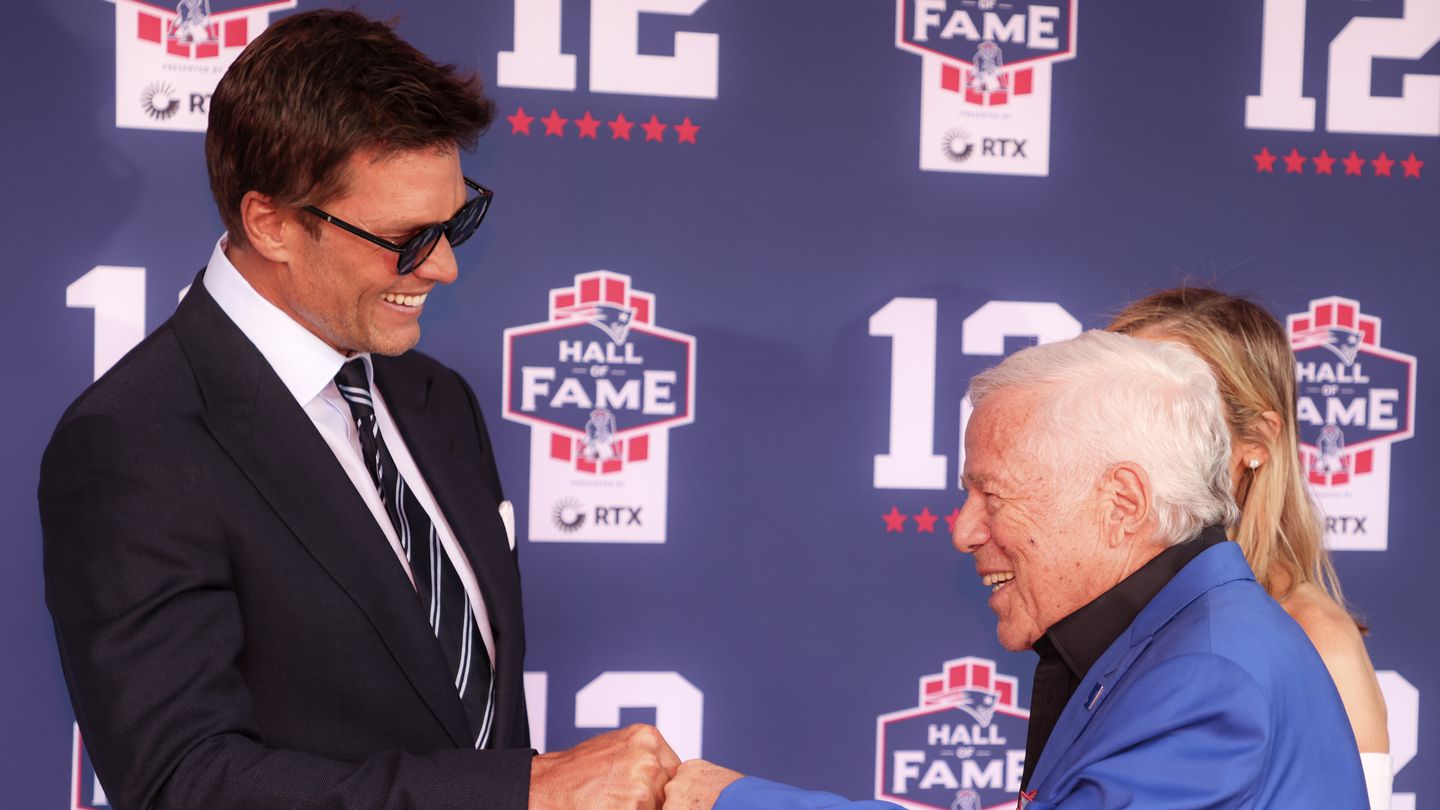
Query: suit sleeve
40 414 532 810
715 777 904 810
1036 654 1269 809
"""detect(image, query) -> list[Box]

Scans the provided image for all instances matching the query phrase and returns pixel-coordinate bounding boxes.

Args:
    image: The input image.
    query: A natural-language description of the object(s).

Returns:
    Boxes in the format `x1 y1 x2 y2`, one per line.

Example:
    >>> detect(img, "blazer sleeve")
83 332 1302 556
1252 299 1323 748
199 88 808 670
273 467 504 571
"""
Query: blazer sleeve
715 778 903 810
40 413 533 810
1036 654 1269 809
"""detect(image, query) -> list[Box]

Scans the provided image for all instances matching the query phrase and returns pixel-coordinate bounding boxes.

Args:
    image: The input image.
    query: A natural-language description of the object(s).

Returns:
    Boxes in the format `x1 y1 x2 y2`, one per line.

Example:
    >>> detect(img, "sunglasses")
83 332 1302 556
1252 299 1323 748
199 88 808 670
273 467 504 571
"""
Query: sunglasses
303 178 493 275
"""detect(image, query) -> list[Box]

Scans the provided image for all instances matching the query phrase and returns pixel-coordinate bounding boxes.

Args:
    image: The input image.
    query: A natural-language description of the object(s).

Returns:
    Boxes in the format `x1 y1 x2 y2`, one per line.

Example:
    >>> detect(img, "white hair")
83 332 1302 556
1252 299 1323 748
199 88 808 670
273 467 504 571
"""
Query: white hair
967 330 1237 546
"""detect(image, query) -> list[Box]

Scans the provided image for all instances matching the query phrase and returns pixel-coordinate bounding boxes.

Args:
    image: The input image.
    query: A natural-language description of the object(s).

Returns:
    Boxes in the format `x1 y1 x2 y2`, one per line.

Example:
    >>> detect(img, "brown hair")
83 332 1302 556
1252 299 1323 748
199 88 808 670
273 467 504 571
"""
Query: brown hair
1108 288 1350 612
205 10 495 249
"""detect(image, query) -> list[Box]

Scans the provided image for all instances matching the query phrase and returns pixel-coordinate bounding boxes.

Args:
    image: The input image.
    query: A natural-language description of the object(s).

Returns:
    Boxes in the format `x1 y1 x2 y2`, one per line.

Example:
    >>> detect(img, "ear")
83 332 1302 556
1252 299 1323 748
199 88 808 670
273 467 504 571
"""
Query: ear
239 190 296 264
1235 410 1282 468
1099 462 1152 547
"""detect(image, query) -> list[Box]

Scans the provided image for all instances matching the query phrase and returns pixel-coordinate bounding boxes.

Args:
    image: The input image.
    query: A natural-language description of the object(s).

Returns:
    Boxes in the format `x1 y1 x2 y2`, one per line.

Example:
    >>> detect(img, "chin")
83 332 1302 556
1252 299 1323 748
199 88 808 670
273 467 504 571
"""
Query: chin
366 329 421 357
995 622 1039 652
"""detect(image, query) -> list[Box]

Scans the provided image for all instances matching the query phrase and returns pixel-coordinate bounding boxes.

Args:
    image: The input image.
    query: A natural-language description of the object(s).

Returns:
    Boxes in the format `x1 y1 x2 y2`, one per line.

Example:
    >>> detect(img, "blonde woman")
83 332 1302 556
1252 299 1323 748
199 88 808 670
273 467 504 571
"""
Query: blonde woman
1110 287 1390 808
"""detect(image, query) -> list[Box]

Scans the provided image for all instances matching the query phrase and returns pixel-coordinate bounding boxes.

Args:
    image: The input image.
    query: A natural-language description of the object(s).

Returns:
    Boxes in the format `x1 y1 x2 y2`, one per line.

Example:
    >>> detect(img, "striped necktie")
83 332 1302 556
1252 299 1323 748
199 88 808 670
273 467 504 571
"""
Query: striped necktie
334 358 494 748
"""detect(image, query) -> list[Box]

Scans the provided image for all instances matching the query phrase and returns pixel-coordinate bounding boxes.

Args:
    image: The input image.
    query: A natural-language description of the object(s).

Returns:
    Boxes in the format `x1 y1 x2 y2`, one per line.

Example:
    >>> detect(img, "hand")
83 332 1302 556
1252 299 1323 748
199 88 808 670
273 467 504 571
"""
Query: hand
529 723 681 810
663 759 744 810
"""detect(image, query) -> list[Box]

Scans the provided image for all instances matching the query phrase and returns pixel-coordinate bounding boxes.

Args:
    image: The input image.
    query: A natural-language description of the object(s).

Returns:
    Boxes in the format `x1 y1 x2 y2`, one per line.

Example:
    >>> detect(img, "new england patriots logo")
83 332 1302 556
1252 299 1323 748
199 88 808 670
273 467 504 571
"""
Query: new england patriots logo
1318 326 1363 366
951 789 982 810
558 302 636 344
956 688 999 727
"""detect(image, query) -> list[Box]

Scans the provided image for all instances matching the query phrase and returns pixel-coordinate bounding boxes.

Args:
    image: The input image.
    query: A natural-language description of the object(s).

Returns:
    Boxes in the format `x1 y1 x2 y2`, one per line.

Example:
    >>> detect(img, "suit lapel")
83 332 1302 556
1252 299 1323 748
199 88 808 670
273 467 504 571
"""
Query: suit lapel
170 278 473 748
372 356 527 742
1027 541 1256 792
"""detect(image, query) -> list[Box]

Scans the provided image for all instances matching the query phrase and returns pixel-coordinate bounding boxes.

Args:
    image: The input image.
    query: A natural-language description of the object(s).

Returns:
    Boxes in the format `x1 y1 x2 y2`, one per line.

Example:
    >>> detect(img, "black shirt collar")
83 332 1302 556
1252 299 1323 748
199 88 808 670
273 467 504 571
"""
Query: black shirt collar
1043 524 1228 681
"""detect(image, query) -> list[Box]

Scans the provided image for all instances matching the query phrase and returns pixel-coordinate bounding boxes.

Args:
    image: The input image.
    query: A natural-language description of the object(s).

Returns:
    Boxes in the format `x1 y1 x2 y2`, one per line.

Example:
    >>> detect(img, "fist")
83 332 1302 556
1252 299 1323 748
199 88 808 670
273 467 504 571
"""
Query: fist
663 759 744 810
530 724 681 810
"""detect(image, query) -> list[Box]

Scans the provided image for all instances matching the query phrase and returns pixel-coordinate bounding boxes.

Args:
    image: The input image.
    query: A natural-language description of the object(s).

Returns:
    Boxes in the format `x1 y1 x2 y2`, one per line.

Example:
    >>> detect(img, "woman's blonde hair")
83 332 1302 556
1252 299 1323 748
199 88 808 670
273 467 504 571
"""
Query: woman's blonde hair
1108 287 1349 612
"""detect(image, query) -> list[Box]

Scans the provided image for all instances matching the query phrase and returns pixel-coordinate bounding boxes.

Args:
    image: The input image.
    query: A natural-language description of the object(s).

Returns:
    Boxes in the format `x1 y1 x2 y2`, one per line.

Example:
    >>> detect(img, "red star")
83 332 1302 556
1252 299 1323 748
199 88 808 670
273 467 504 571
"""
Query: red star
882 507 908 534
1401 152 1424 179
944 507 962 534
914 508 939 533
1312 149 1336 175
1372 150 1395 177
608 113 634 141
1281 148 1307 174
1252 147 1277 173
541 108 568 137
673 116 700 144
506 106 534 135
640 114 668 142
1342 150 1366 176
573 111 601 139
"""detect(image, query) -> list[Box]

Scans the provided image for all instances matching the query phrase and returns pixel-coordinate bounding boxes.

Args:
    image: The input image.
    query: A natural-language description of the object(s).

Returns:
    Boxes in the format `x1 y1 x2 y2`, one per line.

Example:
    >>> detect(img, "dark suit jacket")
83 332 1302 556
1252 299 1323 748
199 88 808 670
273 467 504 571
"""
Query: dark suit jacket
40 277 532 810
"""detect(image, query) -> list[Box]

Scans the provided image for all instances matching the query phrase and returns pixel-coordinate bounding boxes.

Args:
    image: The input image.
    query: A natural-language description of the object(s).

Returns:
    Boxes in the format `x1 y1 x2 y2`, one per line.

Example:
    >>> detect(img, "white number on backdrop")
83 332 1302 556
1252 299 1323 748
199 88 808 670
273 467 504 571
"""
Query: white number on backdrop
1378 670 1419 810
871 298 946 490
67 266 146 382
1247 0 1440 136
870 298 1081 491
498 0 719 98
956 302 1082 480
1327 0 1440 136
506 671 701 761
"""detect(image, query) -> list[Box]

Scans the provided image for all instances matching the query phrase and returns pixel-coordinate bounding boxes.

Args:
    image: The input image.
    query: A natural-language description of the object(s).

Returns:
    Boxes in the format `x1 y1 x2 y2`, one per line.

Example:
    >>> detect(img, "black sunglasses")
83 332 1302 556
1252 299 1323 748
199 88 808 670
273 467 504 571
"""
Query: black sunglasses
303 178 493 275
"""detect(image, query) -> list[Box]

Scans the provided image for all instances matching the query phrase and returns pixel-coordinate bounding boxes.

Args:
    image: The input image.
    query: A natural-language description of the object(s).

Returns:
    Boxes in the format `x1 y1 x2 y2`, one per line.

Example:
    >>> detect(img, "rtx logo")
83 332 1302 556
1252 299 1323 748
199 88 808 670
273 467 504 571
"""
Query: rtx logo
982 137 1028 157
551 500 644 533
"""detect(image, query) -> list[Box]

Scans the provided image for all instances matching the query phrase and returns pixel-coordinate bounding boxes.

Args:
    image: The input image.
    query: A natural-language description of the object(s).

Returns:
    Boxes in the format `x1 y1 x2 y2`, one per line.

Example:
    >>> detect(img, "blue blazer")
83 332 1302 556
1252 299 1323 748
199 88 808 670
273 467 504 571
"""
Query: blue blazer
717 541 1368 809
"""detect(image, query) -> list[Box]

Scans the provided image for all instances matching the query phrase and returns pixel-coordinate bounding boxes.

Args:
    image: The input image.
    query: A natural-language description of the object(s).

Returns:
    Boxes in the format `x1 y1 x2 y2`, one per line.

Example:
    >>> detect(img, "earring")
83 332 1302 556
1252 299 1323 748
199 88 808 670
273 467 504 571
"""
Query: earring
1247 458 1261 469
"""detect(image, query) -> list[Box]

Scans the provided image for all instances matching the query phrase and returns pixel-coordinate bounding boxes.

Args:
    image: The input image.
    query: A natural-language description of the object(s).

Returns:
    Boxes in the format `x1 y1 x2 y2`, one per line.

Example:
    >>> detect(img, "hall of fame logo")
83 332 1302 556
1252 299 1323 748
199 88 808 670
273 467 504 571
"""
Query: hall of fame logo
108 0 296 132
895 0 1078 176
503 270 696 542
876 657 1029 810
1288 297 1417 551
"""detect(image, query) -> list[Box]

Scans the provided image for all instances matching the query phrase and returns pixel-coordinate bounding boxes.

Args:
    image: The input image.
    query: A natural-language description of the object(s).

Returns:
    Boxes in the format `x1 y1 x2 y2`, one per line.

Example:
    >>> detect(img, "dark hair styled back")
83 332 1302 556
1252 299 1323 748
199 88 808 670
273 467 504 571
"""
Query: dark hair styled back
205 10 495 248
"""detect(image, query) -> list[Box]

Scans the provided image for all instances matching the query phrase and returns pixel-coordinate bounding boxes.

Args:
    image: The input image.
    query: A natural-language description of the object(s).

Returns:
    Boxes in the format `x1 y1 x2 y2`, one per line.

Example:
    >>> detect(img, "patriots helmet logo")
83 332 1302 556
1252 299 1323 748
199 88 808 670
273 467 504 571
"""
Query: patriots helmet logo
1319 326 1363 366
557 301 636 344
956 688 999 727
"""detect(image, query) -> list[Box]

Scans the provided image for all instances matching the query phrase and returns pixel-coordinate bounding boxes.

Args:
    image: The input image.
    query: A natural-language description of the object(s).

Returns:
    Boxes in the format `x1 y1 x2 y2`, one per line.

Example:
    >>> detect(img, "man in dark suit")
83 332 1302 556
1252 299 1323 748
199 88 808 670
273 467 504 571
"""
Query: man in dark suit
39 10 677 810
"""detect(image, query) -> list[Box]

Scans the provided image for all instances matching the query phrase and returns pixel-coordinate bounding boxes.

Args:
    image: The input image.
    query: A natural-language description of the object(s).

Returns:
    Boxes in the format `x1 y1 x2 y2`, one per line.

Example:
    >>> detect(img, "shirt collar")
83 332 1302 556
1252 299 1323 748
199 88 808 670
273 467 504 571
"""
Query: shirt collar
1042 525 1230 681
202 233 368 405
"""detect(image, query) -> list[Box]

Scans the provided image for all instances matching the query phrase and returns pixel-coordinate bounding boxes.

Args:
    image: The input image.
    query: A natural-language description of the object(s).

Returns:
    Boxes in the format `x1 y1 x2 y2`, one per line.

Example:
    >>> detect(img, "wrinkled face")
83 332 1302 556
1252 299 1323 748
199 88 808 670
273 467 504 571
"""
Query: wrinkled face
278 147 467 356
952 389 1105 651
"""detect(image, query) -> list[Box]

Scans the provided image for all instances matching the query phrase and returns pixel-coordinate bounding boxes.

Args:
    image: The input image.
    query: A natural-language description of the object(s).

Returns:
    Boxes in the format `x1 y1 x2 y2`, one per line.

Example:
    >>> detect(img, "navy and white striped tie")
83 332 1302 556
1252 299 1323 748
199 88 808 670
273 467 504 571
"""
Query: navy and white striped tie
334 359 494 748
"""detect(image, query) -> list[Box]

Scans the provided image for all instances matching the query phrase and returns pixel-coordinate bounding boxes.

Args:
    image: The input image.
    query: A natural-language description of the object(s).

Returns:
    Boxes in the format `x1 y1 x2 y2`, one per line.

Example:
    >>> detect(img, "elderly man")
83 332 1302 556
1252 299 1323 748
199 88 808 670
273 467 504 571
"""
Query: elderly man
40 10 675 810
666 331 1367 809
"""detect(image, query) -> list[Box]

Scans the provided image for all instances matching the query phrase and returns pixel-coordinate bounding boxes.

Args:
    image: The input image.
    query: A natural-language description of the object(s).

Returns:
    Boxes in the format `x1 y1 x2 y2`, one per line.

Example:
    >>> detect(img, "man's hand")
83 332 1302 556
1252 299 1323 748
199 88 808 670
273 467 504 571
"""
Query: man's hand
529 723 681 810
662 760 744 810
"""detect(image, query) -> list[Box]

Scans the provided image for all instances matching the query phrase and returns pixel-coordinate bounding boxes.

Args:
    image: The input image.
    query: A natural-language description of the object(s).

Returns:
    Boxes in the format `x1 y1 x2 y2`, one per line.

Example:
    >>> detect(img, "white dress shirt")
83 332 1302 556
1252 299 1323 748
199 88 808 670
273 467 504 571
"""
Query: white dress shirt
203 235 496 670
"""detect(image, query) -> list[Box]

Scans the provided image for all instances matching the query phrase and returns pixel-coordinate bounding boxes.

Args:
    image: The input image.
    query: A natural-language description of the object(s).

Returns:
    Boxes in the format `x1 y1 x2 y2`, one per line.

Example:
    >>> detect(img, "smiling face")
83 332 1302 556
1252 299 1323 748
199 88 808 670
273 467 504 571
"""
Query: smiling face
952 388 1110 651
262 147 467 356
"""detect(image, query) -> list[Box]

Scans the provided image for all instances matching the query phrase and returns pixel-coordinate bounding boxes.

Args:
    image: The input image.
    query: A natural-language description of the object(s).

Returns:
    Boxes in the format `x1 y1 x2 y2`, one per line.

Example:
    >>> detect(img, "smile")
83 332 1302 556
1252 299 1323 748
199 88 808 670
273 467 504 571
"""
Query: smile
381 292 428 308
981 571 1015 593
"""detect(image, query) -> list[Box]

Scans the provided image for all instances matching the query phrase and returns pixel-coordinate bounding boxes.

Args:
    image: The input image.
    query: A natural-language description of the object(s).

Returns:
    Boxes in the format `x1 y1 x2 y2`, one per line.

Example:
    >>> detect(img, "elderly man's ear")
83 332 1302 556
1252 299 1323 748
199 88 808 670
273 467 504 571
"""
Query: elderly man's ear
1099 463 1152 547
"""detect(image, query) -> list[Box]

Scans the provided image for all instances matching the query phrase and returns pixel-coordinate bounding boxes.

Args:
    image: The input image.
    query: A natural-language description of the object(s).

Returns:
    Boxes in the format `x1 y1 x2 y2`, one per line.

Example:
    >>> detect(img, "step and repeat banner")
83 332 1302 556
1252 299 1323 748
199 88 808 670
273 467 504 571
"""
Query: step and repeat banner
3 1 1436 808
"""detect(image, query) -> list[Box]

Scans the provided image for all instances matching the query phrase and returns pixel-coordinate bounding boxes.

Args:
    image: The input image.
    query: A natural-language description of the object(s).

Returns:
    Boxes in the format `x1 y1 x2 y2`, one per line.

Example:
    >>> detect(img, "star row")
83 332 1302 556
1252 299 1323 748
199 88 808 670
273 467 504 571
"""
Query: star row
882 506 962 534
505 106 700 143
1252 147 1423 178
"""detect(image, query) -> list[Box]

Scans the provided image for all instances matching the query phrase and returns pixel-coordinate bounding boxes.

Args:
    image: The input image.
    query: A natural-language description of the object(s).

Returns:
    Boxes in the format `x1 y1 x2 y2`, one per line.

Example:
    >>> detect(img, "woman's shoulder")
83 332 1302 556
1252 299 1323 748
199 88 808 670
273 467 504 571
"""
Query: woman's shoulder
1282 583 1390 753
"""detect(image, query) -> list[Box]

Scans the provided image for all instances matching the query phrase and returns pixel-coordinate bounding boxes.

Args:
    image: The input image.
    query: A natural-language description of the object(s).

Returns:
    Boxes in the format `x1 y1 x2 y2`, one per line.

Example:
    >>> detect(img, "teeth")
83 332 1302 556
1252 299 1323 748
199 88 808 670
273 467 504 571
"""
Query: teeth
981 572 1015 592
382 292 428 307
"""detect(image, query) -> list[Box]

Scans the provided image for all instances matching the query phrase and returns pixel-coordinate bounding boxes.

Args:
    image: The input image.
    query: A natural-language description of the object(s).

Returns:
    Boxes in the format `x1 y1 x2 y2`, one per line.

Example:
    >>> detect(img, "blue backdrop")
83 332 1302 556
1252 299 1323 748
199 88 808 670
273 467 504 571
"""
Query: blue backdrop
3 1 1436 808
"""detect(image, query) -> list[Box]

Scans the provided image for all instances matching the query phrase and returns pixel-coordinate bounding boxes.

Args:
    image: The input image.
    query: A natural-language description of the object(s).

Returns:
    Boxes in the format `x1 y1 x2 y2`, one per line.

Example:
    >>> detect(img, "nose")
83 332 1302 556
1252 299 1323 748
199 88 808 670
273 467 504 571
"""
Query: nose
413 234 459 285
951 493 988 555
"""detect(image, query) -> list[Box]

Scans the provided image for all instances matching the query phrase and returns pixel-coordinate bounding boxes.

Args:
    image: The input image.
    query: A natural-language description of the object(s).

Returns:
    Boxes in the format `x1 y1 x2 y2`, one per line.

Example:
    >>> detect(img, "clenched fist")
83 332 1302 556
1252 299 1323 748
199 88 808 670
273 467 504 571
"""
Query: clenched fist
529 724 681 810
663 759 744 810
